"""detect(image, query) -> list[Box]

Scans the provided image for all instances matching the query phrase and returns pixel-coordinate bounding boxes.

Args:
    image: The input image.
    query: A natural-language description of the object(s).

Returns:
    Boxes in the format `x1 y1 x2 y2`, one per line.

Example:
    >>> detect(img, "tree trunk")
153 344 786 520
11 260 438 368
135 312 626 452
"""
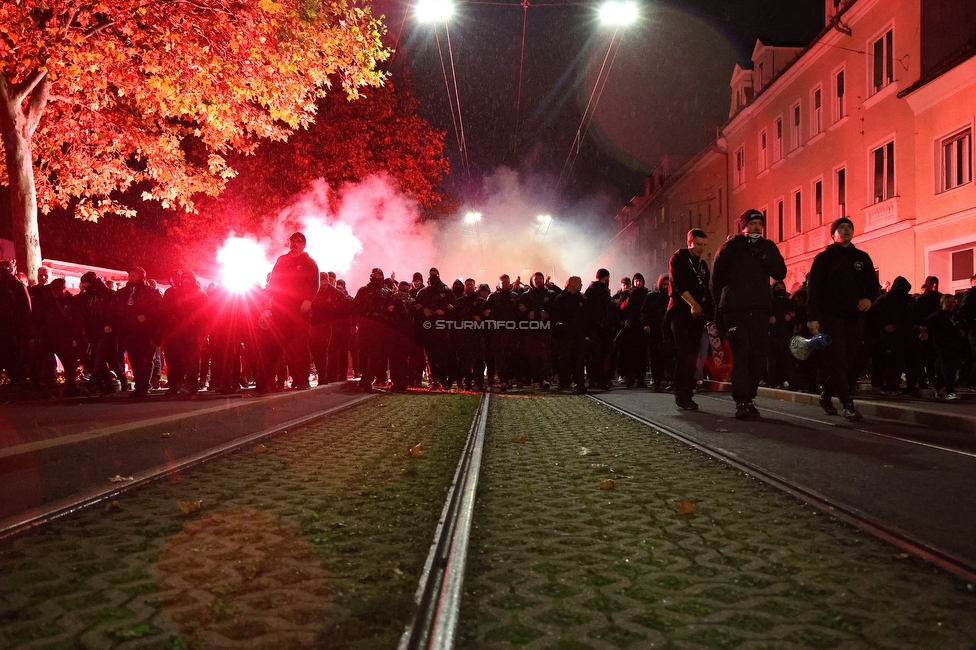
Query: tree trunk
0 71 47 282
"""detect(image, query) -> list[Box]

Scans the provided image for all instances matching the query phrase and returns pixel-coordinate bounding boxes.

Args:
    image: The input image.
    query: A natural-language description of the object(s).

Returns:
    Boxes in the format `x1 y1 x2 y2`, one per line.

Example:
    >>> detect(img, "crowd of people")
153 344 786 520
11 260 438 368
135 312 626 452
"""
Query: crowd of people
0 216 974 419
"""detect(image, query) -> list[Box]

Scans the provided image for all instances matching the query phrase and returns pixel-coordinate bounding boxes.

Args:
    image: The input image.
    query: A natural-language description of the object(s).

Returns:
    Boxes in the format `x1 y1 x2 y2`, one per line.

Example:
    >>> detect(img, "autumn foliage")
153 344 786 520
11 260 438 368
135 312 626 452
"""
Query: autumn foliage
0 0 388 277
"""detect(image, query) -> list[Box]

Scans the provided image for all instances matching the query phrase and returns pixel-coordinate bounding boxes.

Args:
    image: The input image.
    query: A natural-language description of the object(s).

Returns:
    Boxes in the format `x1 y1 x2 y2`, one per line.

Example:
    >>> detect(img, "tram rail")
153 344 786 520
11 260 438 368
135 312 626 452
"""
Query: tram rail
0 394 376 541
589 394 976 584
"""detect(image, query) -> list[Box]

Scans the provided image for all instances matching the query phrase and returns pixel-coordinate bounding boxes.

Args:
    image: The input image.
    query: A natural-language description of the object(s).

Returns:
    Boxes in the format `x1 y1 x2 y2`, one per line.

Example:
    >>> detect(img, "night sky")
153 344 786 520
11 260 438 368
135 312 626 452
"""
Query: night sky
375 0 824 214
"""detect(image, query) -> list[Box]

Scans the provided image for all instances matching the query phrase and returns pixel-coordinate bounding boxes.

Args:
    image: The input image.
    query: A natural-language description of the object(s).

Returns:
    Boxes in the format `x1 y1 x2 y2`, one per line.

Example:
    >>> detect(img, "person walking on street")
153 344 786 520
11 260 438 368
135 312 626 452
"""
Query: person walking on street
807 218 880 421
711 209 787 419
667 229 712 411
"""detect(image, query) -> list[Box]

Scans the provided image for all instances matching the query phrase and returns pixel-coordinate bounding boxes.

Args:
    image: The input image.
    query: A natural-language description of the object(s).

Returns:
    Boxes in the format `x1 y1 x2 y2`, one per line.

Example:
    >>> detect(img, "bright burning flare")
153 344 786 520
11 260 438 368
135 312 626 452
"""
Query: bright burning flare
217 236 274 293
300 221 363 276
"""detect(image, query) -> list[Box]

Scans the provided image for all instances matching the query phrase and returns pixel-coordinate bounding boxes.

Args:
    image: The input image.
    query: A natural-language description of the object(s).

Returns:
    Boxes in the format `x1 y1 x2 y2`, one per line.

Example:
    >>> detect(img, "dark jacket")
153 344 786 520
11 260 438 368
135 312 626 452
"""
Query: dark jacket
870 276 915 337
583 281 618 336
114 280 162 340
486 288 521 324
923 308 965 355
552 290 587 340
667 248 712 321
354 278 395 325
807 243 880 321
267 251 319 313
711 235 787 314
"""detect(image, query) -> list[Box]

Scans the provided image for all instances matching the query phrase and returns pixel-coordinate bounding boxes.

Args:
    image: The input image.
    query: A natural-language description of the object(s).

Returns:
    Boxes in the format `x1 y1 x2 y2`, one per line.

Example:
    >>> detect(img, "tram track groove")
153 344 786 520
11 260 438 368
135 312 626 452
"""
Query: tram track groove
588 394 976 584
400 392 490 650
0 394 375 542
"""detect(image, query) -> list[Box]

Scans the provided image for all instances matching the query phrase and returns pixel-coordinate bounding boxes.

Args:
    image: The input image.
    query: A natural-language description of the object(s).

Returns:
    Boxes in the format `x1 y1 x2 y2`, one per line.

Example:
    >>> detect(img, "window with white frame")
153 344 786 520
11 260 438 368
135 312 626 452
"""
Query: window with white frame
834 69 846 121
794 190 802 234
814 180 823 226
871 29 893 95
836 167 847 218
791 103 801 150
873 140 895 202
735 146 745 186
759 130 768 171
812 87 823 135
774 118 784 162
941 128 973 192
776 200 784 243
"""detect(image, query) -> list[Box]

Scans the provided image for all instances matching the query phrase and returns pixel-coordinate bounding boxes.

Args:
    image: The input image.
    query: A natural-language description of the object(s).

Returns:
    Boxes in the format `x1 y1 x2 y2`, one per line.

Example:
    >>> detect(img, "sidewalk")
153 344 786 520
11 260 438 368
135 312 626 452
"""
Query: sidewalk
700 380 976 436
0 382 367 525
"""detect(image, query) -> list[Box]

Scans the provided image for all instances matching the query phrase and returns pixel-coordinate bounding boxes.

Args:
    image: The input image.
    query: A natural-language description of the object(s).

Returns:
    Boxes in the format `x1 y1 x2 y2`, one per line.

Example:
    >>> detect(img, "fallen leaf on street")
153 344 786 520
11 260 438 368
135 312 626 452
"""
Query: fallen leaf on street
389 423 398 430
894 553 910 560
253 444 268 453
409 444 424 457
677 501 696 515
177 500 202 514
393 567 404 576
599 479 617 490
511 436 527 443
579 447 590 455
161 432 171 438
715 428 728 432
109 475 133 483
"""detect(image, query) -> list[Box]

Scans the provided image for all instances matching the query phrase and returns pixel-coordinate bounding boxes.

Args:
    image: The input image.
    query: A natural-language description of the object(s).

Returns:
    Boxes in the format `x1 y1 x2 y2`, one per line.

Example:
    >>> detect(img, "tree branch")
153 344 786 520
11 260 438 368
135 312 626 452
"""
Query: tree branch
13 69 47 105
82 19 115 39
25 75 50 137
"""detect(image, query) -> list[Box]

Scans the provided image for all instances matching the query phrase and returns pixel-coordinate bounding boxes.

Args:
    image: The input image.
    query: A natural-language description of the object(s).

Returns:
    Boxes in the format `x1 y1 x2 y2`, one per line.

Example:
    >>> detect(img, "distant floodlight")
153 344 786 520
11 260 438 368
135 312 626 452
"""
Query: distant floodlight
537 214 552 224
599 1 638 25
465 211 482 223
416 0 454 23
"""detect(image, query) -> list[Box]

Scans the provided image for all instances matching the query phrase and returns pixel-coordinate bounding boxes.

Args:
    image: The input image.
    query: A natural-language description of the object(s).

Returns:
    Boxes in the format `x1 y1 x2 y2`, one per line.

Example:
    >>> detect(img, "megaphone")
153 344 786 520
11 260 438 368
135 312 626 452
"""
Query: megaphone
790 334 832 360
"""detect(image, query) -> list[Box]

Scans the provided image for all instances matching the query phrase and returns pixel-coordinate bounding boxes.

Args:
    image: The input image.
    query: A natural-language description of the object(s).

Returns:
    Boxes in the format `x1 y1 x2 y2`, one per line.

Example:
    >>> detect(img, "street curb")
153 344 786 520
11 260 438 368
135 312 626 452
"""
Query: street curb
754 385 976 435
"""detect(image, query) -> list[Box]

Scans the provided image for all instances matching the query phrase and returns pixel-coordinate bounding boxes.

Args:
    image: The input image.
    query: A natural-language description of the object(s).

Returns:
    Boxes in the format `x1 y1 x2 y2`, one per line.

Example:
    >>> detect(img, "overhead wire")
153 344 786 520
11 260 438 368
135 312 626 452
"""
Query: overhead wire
557 26 619 190
445 23 473 184
513 0 529 157
434 29 465 164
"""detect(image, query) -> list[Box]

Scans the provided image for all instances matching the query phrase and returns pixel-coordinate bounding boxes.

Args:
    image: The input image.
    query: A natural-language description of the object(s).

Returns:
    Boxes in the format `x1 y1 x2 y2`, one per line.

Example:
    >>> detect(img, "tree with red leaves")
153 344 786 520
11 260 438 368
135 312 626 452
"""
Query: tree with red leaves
0 0 387 280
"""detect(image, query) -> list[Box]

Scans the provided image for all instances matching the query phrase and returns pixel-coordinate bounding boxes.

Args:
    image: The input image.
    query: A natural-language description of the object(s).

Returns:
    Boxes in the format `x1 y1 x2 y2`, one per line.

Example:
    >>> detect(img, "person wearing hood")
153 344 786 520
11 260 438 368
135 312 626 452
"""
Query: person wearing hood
807 217 880 420
353 267 395 391
914 276 942 387
921 293 966 400
486 274 522 391
711 209 787 418
519 271 555 390
870 276 920 395
583 268 618 390
266 232 319 390
417 267 457 390
114 266 162 397
641 274 673 390
767 281 796 390
160 270 209 395
615 272 650 388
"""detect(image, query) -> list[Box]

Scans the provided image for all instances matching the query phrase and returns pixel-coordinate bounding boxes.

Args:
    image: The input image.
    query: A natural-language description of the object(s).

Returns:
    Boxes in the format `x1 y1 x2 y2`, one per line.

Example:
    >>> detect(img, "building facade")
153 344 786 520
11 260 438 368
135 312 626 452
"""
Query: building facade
608 0 976 293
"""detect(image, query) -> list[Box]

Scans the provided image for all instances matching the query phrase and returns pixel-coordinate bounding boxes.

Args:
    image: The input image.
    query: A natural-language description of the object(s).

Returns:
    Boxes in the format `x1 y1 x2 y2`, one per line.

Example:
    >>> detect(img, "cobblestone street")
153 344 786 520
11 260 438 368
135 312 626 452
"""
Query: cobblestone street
0 395 479 649
459 395 976 649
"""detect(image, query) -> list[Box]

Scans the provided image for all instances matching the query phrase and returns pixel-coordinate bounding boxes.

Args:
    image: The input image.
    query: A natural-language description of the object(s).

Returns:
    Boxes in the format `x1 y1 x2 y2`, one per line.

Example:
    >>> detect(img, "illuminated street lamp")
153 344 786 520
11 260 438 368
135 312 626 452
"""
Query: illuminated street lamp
537 214 552 224
416 0 454 23
598 1 638 25
465 211 483 224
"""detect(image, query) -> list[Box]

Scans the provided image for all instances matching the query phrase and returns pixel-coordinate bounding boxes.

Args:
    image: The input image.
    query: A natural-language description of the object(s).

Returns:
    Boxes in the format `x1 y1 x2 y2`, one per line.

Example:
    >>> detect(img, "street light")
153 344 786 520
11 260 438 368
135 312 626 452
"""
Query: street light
537 214 552 224
416 0 454 23
465 212 482 224
598 1 638 25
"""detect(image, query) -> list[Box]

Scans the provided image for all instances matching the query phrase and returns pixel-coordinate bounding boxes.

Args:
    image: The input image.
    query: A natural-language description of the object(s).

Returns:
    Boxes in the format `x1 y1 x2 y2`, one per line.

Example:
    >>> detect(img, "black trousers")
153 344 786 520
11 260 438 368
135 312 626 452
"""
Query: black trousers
671 316 705 403
819 315 863 405
724 310 771 404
